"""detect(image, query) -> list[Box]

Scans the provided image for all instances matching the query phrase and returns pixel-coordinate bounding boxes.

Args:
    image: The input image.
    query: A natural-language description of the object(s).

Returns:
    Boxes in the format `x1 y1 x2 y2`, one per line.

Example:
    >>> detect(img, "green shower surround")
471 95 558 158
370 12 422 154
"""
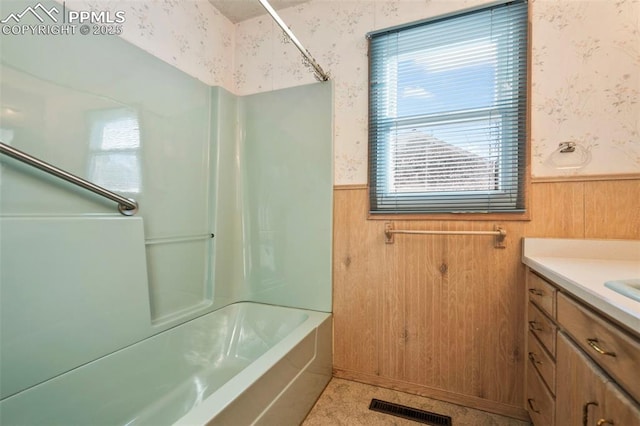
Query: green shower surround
0 0 332 399
227 85 333 312
210 84 333 313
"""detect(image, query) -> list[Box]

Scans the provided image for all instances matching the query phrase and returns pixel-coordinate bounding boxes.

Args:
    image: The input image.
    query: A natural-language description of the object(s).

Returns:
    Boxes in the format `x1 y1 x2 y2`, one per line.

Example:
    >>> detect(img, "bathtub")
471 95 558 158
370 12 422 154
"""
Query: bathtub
0 302 332 425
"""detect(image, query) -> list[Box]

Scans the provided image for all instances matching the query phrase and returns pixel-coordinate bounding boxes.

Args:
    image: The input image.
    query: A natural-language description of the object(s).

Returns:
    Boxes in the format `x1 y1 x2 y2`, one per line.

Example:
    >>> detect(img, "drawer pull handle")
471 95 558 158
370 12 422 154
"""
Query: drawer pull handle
583 401 598 426
529 320 543 331
596 420 614 426
527 398 541 414
528 288 544 296
587 338 616 357
528 352 542 364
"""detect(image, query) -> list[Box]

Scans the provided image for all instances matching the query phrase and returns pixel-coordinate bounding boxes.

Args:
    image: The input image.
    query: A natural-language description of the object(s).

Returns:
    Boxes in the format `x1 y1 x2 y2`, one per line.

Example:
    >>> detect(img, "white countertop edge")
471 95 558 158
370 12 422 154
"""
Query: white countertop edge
523 256 640 332
522 238 640 261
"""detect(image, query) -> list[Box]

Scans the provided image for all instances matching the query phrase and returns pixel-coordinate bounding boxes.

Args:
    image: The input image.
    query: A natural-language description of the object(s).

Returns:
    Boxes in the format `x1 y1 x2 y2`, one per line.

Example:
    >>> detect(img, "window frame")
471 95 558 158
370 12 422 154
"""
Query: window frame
367 0 530 220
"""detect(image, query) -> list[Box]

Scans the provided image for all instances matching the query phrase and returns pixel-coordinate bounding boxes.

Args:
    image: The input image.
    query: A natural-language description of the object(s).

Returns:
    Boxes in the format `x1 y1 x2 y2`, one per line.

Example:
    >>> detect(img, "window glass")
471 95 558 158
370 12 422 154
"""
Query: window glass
368 0 528 214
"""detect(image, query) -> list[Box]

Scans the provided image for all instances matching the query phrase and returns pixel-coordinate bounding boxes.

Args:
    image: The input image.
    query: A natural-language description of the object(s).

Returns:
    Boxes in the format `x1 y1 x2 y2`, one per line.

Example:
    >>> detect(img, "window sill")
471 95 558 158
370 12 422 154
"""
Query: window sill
367 211 530 221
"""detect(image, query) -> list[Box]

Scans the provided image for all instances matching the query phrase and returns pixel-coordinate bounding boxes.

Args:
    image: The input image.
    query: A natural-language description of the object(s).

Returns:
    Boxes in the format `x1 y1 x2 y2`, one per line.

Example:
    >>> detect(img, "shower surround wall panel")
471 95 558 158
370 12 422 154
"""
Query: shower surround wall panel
209 84 333 312
0 0 215 324
0 217 151 399
209 87 245 308
239 84 333 312
0 0 333 413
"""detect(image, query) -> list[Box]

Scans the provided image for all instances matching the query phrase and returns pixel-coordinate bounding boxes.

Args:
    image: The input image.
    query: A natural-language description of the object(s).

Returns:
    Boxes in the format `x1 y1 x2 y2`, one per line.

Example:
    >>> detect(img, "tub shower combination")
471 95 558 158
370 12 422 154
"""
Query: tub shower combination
0 303 331 425
0 0 333 424
1 209 332 425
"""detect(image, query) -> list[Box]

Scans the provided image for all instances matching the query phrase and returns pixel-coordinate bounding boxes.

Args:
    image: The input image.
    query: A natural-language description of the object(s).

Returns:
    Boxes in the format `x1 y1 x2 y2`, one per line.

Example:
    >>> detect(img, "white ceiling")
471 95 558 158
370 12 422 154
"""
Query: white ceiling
209 0 311 23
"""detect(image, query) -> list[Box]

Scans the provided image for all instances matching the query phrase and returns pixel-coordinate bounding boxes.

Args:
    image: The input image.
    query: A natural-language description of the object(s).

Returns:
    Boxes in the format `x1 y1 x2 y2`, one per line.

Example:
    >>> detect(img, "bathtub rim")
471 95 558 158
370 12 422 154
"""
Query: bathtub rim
172 302 331 426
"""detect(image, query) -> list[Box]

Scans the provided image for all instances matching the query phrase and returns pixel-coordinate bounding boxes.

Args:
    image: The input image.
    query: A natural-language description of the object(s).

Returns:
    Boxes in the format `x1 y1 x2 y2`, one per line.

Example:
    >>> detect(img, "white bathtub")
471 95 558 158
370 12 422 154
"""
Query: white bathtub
0 302 332 425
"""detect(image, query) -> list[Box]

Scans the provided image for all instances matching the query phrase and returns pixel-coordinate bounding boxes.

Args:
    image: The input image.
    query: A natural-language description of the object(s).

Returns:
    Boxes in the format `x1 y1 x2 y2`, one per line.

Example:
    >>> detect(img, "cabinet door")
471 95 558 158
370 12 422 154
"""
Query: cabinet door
558 292 640 402
557 332 640 426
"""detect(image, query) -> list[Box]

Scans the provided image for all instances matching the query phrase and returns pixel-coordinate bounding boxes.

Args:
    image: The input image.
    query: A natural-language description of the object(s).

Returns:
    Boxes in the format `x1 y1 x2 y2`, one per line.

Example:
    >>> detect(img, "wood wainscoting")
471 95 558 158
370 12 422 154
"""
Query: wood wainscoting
331 179 640 421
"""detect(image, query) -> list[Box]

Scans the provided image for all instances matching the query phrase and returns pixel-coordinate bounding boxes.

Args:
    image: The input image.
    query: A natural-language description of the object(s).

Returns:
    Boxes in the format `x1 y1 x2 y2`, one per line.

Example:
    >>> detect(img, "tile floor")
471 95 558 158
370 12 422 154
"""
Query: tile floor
302 378 531 426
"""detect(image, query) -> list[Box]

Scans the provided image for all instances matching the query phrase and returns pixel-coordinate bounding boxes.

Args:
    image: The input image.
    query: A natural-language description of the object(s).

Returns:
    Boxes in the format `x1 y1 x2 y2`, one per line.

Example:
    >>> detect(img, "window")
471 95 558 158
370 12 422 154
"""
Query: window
368 0 528 214
88 108 141 194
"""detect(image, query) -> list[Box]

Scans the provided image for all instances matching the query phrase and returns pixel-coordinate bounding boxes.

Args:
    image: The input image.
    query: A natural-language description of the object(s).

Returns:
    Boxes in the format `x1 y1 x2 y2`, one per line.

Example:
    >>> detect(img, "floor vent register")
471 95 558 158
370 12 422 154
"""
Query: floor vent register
369 398 452 425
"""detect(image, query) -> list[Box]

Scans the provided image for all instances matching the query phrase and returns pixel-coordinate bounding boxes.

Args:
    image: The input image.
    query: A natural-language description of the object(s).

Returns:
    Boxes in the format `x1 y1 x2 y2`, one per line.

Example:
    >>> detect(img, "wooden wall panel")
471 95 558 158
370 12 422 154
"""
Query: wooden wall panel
332 188 381 375
399 222 443 387
332 179 639 420
380 227 406 380
528 181 585 237
584 180 640 239
440 225 484 399
474 222 527 406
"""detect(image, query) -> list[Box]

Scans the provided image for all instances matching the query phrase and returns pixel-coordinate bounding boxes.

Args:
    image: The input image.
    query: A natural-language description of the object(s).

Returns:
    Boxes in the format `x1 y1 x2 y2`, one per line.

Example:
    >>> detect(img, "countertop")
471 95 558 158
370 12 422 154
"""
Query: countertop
522 238 640 333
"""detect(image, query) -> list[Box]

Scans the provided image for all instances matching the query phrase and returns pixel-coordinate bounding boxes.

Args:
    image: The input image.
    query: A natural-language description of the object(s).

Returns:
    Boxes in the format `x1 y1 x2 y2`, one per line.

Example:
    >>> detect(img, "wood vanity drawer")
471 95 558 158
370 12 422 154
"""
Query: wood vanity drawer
528 331 556 395
558 292 640 402
528 302 557 357
526 360 555 426
527 272 556 319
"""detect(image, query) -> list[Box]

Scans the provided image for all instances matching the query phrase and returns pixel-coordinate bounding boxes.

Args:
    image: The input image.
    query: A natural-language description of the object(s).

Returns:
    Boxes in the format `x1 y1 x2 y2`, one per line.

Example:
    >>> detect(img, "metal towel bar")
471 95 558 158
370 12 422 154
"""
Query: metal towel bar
384 222 506 248
0 141 138 216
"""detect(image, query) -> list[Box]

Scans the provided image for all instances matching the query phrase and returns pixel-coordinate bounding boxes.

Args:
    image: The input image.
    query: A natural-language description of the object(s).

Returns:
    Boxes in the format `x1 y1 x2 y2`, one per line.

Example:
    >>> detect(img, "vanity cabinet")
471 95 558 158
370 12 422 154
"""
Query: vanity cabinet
525 270 640 426
556 332 640 425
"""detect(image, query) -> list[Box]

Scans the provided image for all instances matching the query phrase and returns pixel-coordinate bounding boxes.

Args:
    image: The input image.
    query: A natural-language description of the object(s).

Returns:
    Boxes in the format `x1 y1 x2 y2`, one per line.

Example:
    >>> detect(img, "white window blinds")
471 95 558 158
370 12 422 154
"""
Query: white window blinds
368 0 528 214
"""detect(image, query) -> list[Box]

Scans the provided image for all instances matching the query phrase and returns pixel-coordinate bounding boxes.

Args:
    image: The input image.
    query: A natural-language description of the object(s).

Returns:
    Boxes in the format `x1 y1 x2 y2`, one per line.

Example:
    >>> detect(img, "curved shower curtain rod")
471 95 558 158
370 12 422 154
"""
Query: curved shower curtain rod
257 0 330 82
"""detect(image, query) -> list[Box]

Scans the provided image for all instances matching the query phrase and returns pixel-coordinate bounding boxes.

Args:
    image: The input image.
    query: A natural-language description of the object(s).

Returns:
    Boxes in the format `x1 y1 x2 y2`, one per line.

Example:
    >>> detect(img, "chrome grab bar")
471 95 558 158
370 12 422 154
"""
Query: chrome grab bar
0 141 138 216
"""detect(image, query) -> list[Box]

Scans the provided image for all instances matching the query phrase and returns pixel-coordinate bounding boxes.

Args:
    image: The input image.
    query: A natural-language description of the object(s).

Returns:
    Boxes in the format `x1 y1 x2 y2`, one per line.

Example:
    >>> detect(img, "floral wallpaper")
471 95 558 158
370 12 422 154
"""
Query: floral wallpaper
57 0 640 183
235 0 640 183
531 0 639 178
59 0 235 89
